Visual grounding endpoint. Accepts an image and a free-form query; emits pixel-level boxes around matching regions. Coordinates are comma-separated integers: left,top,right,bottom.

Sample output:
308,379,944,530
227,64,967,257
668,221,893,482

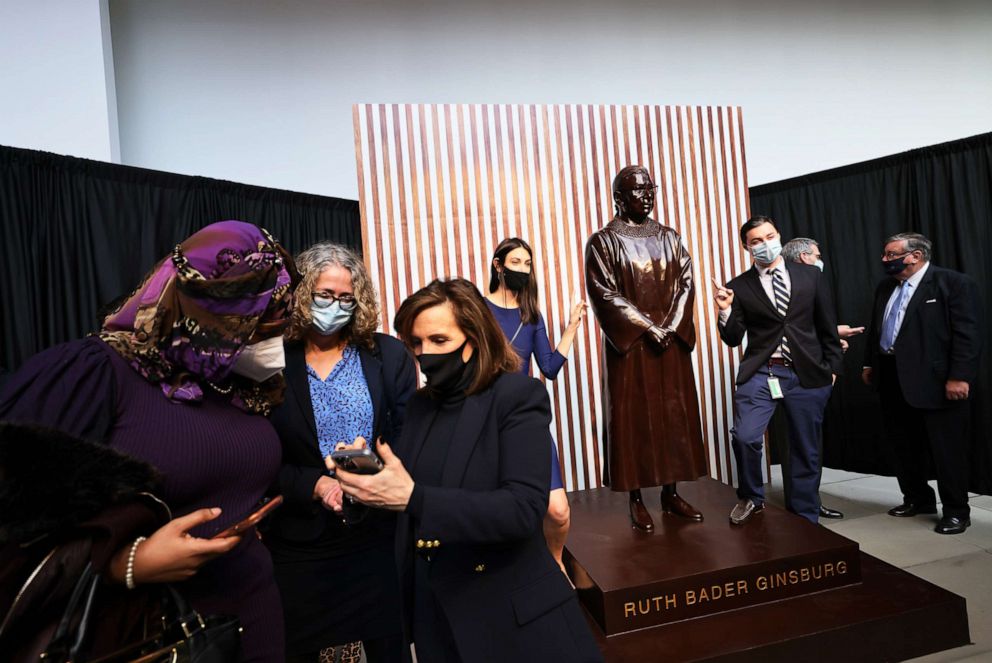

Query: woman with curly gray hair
263,242,416,663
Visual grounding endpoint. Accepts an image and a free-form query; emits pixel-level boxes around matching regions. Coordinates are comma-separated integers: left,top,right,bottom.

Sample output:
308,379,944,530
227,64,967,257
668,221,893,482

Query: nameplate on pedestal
565,479,862,635
579,549,860,634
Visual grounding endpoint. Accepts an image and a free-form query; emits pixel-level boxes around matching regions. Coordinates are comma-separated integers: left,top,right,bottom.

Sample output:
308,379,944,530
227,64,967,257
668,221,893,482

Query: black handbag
42,562,241,662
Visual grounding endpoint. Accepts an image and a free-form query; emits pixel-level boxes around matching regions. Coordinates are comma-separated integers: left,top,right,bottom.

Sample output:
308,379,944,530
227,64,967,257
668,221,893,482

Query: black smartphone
330,447,384,475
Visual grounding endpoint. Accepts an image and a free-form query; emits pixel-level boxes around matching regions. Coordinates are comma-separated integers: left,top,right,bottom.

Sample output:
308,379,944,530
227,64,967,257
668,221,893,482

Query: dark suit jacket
397,373,601,662
864,264,982,409
266,333,416,546
719,261,843,387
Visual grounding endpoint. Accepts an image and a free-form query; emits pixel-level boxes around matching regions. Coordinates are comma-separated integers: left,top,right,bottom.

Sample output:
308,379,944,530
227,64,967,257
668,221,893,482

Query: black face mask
882,254,911,276
417,341,471,395
501,267,530,292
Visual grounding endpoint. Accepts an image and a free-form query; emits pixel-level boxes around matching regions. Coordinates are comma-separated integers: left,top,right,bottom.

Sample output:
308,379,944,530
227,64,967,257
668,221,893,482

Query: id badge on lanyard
767,371,784,400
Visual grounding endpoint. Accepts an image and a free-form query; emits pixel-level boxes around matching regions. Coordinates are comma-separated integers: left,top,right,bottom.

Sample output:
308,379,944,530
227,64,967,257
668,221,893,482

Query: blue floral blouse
307,345,374,458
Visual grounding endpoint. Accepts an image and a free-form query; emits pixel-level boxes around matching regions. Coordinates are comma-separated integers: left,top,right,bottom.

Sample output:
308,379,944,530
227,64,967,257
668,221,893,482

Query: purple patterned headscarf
100,221,297,415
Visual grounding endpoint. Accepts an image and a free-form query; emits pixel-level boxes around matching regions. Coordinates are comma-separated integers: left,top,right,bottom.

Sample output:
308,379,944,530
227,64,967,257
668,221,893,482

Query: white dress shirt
718,261,791,359
880,261,930,353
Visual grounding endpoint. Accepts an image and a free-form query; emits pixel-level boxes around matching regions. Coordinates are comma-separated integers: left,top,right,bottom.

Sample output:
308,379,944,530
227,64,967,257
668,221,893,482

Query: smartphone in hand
330,447,384,475
212,495,284,539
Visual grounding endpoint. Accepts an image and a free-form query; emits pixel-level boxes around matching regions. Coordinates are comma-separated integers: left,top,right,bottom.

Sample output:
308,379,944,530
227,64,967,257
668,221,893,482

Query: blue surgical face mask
311,301,353,335
750,237,782,265
814,259,824,272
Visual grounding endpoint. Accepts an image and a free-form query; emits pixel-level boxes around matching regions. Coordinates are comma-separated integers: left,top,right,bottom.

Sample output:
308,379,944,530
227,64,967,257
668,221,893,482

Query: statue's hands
648,326,673,350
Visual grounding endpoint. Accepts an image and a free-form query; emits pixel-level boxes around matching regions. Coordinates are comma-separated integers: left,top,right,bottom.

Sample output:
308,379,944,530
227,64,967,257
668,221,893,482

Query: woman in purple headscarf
0,221,296,662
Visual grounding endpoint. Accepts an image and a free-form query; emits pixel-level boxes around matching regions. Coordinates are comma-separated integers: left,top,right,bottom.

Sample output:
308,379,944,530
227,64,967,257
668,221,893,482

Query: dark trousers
412,557,462,662
776,415,827,515
877,355,970,518
732,364,832,523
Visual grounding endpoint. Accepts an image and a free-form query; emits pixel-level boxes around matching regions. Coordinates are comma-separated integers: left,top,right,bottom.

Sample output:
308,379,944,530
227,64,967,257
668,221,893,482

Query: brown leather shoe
629,493,655,532
729,499,765,525
661,492,704,521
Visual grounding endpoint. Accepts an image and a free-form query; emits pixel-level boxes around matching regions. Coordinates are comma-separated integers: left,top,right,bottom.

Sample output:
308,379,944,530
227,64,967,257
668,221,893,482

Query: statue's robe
585,217,709,490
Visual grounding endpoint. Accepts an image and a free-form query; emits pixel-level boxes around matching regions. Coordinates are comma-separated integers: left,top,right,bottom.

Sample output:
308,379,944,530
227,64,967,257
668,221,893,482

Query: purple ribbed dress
0,337,284,662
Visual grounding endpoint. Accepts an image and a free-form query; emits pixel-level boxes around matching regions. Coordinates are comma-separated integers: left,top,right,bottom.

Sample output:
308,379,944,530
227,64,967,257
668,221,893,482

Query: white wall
0,0,119,162
103,0,991,198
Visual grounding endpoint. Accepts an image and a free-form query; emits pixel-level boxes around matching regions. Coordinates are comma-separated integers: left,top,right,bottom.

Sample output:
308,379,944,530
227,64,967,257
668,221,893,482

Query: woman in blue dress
484,237,587,572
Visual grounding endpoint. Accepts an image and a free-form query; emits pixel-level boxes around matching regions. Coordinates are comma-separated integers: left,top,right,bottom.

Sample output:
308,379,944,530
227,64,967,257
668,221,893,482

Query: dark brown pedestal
566,479,861,634
566,478,971,661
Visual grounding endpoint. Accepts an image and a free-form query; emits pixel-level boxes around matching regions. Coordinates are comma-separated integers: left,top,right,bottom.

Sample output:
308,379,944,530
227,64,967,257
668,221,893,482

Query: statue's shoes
629,496,655,532
661,492,704,521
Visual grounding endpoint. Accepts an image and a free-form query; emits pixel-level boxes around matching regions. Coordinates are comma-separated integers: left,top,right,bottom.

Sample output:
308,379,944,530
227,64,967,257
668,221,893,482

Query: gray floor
767,466,992,662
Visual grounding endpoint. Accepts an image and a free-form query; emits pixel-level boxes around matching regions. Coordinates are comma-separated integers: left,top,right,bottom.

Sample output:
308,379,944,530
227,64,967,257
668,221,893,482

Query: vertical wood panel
355,104,751,491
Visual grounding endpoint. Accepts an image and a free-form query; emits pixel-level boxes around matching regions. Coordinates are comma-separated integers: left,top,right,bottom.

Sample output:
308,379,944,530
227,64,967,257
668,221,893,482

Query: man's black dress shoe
887,502,938,517
819,505,844,519
935,516,970,535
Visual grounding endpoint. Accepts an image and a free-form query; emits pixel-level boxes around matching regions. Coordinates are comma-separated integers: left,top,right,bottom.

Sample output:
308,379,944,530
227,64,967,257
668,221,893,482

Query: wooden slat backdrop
353,103,757,491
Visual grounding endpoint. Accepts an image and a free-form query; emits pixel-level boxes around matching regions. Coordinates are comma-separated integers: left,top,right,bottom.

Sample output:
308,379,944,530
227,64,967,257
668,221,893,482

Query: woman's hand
567,297,588,329
313,475,343,512
108,508,241,586
336,436,368,452
332,440,414,512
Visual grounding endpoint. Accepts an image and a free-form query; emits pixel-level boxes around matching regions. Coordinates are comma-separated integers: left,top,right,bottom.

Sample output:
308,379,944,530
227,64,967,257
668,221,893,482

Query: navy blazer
864,264,982,409
266,333,416,544
396,372,602,662
719,261,843,388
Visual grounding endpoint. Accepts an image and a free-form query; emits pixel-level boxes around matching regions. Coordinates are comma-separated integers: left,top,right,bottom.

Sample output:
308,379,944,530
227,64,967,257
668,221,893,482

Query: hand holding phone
329,447,384,475
212,496,283,539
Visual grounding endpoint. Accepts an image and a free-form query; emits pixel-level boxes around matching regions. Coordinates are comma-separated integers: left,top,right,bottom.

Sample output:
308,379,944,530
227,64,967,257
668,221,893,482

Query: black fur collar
0,423,161,544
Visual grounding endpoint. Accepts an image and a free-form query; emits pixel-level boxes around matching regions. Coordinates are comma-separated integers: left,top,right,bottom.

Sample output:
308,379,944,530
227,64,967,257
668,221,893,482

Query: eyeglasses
313,291,358,311
881,251,910,260
623,185,658,198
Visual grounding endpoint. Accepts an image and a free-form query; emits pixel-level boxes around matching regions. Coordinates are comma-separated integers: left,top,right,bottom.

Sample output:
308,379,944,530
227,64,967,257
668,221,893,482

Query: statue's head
612,166,656,223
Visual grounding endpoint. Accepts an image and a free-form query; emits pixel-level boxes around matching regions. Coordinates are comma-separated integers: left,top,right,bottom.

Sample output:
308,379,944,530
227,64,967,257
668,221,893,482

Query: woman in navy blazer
264,243,416,663
334,279,602,663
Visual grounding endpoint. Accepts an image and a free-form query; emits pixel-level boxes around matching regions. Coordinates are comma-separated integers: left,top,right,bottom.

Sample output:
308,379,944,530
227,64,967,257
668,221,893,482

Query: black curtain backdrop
750,132,992,494
0,145,361,374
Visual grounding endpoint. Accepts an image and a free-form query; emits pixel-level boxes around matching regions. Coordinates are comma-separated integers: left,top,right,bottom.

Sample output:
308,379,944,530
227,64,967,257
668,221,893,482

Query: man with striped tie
713,216,843,525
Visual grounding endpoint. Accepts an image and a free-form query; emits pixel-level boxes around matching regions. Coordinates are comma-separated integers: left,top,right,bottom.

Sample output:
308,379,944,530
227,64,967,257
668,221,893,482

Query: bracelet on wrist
125,536,147,590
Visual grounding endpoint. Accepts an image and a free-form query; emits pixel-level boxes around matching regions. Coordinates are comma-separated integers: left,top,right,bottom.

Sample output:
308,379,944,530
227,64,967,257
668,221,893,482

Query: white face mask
231,336,286,382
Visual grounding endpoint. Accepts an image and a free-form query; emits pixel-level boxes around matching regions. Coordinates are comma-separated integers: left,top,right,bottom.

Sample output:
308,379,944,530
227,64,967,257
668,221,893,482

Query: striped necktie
770,268,792,363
